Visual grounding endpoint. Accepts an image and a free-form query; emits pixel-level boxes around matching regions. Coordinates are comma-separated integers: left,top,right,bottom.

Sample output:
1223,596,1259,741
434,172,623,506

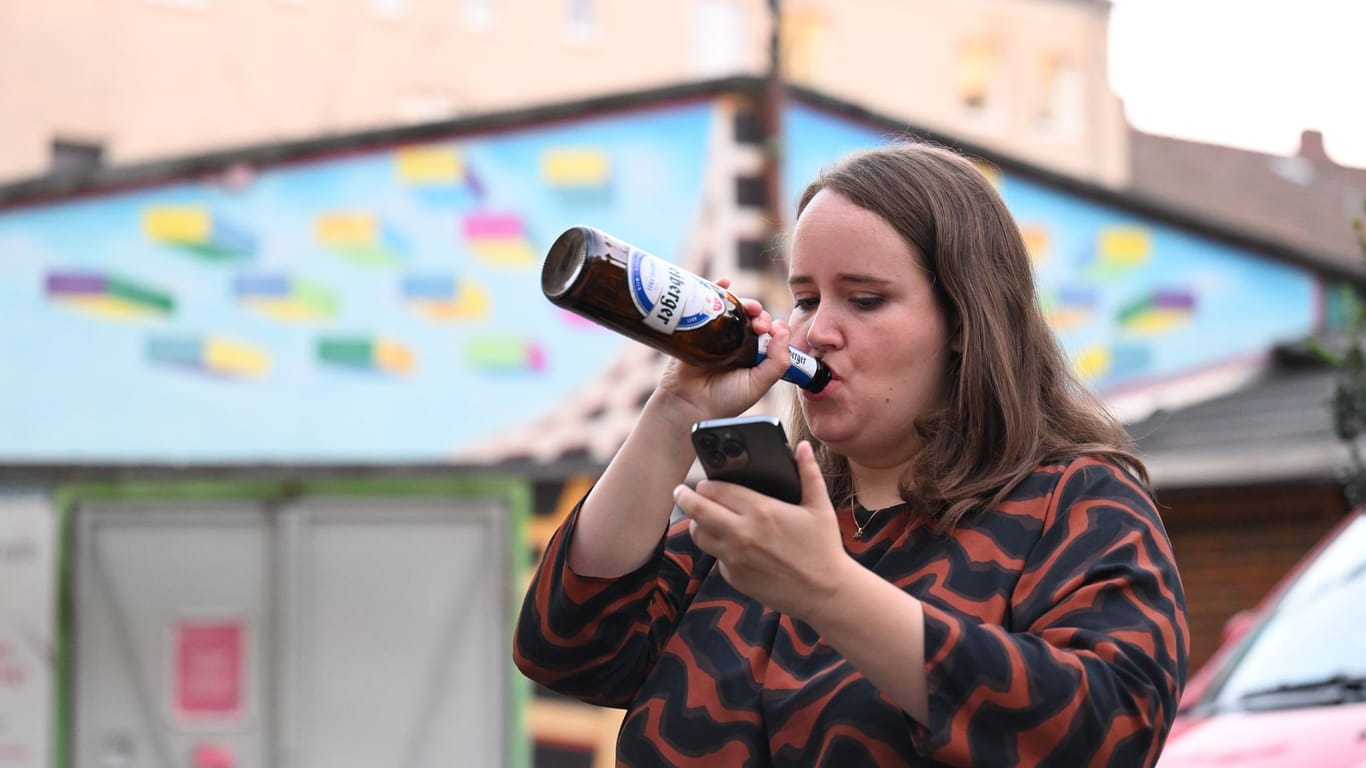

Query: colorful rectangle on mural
1020,224,1050,263
1097,226,1152,269
318,336,415,374
400,274,490,320
1118,289,1196,335
396,146,465,185
316,212,407,267
148,335,270,378
465,336,545,373
542,148,610,188
233,274,337,321
462,212,533,266
46,271,175,319
1043,284,1097,330
143,206,257,259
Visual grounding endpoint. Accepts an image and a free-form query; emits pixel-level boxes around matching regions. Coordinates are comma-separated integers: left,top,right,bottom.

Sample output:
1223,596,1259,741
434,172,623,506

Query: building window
781,9,830,86
566,0,597,44
50,139,104,179
957,38,997,115
1037,54,1083,139
690,0,746,77
369,0,409,21
463,0,494,32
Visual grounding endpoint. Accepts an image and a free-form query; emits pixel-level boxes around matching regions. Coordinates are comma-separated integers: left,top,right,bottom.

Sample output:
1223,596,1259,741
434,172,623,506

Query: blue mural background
0,98,1322,461
784,104,1319,391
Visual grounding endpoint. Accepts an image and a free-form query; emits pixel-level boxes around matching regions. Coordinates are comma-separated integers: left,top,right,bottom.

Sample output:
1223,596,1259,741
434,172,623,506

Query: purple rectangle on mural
46,272,106,296
1153,290,1195,309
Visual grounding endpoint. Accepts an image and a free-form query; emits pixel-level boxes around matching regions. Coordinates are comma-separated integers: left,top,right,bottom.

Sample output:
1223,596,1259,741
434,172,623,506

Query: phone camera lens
722,438,744,458
704,451,727,469
696,433,718,452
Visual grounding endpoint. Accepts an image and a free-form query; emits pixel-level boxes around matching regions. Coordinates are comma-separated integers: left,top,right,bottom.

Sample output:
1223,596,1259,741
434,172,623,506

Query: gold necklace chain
851,496,898,540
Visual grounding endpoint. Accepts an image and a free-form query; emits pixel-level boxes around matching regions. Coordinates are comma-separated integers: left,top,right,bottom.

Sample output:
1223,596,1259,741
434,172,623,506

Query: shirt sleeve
512,497,710,707
911,458,1191,767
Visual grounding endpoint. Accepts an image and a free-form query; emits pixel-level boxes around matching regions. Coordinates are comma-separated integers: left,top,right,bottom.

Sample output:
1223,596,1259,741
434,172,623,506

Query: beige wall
0,0,1125,185
782,0,1128,185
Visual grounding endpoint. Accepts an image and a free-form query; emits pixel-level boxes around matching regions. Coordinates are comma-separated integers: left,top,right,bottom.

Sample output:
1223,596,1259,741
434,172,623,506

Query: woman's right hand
653,287,794,424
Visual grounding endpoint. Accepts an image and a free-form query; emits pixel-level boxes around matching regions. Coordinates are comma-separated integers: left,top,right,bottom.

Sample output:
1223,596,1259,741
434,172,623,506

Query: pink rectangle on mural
463,213,523,239
174,621,244,721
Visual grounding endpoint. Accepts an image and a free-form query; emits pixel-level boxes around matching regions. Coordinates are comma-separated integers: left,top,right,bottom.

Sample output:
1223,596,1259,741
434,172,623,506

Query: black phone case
690,415,802,504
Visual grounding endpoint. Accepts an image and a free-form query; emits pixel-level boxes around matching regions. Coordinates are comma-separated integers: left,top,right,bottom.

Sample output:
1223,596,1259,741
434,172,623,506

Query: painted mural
0,97,1321,462
783,104,1320,393
0,105,713,461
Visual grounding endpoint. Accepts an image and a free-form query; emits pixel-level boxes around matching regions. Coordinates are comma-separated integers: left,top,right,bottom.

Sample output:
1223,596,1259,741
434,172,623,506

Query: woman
514,142,1189,766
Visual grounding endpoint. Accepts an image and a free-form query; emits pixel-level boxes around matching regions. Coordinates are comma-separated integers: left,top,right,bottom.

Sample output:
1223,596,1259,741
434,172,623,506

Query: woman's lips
802,366,839,400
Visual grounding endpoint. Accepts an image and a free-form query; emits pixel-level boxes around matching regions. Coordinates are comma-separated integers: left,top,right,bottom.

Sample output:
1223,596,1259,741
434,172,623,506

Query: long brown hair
786,141,1147,530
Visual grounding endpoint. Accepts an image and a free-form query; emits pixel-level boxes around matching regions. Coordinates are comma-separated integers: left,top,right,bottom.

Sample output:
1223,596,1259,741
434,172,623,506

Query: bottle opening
542,227,589,301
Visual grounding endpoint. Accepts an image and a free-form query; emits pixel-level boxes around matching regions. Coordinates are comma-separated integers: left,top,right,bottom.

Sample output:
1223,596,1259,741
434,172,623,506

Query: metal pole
763,0,785,237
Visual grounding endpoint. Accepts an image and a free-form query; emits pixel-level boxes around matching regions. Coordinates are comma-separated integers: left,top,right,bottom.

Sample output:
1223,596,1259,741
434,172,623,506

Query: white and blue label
756,333,821,387
627,249,725,334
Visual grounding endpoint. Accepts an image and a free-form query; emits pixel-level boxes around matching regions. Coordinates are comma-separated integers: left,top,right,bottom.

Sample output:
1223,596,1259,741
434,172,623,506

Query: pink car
1158,508,1366,767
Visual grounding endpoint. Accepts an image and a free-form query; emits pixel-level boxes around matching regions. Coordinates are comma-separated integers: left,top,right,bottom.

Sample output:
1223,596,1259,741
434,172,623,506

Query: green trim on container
52,475,531,768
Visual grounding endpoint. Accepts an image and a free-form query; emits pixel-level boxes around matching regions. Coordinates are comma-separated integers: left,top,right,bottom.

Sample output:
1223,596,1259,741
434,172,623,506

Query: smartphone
690,415,802,504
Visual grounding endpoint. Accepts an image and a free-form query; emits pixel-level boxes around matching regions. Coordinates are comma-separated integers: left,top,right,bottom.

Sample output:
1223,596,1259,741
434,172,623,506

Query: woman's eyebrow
788,273,895,288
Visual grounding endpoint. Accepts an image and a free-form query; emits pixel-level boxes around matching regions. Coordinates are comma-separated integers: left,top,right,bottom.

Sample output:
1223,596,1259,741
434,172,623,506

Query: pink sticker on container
174,621,244,722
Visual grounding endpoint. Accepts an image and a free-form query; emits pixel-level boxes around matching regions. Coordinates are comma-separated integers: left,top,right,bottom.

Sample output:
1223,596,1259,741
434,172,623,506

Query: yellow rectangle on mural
375,340,416,374
1099,226,1152,265
397,146,464,183
204,337,270,377
316,213,378,245
474,241,534,266
543,149,609,186
144,207,212,243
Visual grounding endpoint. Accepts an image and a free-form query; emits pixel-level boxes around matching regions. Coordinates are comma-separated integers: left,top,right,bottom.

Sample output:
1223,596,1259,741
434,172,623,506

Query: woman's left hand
674,440,852,619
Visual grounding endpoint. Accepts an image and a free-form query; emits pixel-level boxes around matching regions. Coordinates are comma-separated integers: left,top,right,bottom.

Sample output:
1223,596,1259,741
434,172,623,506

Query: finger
714,277,732,289
674,484,740,529
750,307,774,335
762,320,793,373
795,441,829,512
694,478,770,511
676,485,738,556
740,297,765,319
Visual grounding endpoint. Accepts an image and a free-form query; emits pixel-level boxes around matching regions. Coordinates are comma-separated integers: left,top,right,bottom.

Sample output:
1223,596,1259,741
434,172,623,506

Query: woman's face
787,189,955,469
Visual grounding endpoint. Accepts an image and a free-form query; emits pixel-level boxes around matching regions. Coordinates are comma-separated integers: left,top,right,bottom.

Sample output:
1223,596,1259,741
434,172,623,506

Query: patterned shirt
514,457,1190,766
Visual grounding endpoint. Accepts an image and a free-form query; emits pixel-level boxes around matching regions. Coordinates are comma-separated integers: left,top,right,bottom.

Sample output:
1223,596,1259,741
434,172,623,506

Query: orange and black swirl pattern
514,457,1189,766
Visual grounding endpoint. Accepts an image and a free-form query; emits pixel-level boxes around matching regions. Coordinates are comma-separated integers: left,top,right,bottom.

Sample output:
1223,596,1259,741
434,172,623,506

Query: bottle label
627,249,725,335
755,333,821,388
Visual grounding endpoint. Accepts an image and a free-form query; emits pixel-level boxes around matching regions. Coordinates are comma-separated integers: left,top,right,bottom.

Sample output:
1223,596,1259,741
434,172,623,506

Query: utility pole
762,0,785,238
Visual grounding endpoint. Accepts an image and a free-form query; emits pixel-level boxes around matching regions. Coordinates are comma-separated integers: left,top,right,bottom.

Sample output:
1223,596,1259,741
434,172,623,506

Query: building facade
0,0,1125,185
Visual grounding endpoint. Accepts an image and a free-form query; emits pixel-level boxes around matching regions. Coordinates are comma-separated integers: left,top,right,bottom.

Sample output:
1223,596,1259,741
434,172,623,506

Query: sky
1107,0,1366,168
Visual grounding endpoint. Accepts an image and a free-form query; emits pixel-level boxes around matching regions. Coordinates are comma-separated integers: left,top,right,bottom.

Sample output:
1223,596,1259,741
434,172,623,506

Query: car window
1207,513,1366,711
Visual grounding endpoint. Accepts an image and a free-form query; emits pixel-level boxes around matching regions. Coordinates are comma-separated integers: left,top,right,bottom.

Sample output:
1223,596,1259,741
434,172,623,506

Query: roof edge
3,74,1359,287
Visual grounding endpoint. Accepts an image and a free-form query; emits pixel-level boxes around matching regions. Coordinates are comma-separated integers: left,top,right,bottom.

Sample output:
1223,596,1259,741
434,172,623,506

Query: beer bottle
541,226,830,392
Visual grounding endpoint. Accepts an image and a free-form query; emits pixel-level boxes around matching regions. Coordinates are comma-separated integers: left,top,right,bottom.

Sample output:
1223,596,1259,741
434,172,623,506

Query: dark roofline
4,74,1361,288
785,83,1366,288
0,459,608,485
0,76,759,211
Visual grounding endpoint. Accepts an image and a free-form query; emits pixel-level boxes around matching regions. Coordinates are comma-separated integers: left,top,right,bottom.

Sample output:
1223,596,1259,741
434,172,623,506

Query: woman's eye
851,296,884,310
792,297,819,311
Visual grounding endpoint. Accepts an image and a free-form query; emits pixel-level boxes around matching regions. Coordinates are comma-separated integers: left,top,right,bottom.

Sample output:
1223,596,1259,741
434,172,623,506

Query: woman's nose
802,310,841,353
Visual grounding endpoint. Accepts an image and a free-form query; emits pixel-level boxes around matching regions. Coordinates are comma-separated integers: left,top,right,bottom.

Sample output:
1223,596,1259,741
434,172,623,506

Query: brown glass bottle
542,226,830,392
